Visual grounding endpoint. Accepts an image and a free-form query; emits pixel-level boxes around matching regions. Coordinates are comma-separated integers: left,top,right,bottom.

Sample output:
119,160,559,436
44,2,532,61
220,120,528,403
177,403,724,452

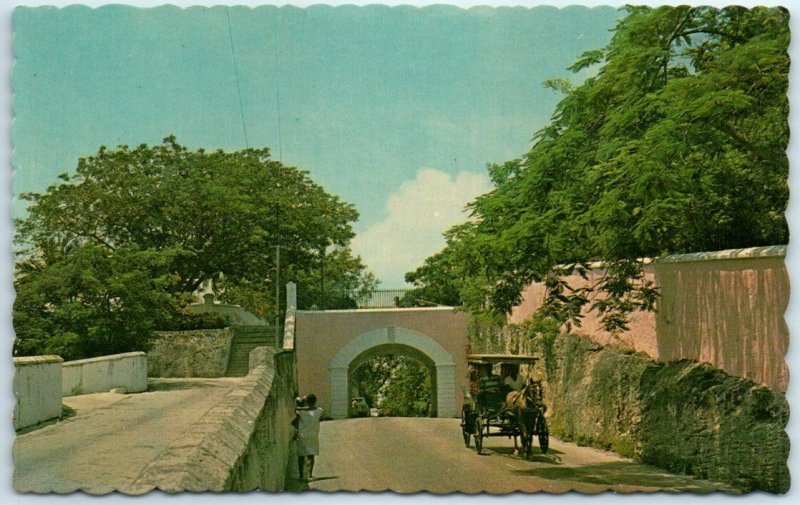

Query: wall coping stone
655,245,786,264
557,245,785,272
131,347,285,492
297,306,458,314
62,352,145,367
14,355,64,366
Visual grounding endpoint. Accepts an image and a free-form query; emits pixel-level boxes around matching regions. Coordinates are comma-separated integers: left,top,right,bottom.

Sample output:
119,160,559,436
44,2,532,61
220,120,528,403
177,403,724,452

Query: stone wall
62,352,147,397
132,347,296,492
227,349,296,491
510,246,788,391
148,328,234,378
13,355,64,431
532,333,789,493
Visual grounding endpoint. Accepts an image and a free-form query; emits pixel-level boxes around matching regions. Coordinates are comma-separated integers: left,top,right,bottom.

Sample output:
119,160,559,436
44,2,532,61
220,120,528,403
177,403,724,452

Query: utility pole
320,247,325,310
273,245,281,348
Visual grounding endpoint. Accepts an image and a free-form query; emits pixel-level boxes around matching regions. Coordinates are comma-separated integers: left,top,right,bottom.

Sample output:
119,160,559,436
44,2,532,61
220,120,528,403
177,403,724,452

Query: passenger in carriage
501,363,525,394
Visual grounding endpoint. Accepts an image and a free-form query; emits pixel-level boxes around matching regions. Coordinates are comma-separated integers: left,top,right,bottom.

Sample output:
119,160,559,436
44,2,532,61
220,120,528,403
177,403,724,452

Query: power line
225,7,249,148
272,13,283,161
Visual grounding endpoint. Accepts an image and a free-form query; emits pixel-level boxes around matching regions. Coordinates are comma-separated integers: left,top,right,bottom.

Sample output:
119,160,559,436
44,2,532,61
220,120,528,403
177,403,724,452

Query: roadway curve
304,417,733,494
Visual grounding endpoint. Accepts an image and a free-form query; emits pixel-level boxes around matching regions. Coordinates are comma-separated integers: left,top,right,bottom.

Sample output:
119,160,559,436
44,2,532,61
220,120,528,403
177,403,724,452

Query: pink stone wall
509,267,659,356
295,308,469,414
509,248,788,391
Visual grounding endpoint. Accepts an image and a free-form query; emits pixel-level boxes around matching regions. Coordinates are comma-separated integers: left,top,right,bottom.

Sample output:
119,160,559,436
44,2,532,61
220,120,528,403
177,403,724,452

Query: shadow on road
15,405,77,436
484,445,563,464
490,446,563,456
511,461,737,493
287,476,338,492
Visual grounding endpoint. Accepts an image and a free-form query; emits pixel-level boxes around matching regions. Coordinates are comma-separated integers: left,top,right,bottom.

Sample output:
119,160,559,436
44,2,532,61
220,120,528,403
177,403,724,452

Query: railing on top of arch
356,289,415,309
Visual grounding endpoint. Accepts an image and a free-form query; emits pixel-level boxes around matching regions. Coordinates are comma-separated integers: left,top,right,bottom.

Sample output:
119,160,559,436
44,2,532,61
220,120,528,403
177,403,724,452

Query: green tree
13,245,180,360
379,356,432,417
14,137,375,357
351,355,401,407
406,6,788,331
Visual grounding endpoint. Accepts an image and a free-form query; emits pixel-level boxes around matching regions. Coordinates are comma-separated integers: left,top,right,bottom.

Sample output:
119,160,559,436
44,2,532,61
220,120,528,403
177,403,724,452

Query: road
305,417,734,494
13,377,248,494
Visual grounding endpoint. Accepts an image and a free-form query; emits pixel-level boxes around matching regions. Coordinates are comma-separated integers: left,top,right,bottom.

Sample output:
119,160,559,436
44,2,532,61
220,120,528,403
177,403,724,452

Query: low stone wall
532,333,789,493
62,352,147,397
132,347,296,492
13,355,64,430
148,328,234,378
227,349,296,491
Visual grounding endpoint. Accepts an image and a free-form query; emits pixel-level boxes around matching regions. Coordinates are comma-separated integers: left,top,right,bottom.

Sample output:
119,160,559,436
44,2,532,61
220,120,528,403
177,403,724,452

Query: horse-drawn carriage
460,354,549,458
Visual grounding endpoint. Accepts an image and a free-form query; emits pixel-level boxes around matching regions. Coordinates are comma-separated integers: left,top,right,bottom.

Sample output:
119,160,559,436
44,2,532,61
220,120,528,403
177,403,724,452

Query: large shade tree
404,6,789,331
14,137,376,357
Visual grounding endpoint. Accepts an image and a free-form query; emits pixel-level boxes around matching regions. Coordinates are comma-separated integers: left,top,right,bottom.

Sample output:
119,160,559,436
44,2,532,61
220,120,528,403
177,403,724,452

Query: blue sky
12,4,621,286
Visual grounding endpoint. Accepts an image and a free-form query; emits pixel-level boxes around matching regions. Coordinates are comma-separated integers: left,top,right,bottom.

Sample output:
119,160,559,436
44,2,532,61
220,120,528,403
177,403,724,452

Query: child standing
293,393,323,481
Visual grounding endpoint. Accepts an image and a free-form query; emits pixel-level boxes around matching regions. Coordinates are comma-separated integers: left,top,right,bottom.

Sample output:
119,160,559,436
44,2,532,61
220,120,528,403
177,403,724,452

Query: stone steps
224,326,279,377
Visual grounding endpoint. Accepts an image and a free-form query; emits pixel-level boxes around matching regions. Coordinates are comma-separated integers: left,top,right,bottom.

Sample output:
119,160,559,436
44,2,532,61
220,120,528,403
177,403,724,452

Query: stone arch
328,326,456,419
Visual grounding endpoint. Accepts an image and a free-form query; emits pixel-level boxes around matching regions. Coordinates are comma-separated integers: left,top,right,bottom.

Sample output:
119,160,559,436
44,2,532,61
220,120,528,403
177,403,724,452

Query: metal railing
356,289,413,309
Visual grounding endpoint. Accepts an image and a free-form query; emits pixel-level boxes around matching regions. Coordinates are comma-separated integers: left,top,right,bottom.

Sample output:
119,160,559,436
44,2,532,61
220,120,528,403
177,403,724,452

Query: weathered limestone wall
62,352,147,397
510,246,788,391
227,348,297,491
148,328,234,378
13,355,64,430
533,334,789,493
132,347,296,492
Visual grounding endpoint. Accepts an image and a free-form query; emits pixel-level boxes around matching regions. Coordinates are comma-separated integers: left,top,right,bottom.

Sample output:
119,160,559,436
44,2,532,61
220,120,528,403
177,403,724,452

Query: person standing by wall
293,393,323,481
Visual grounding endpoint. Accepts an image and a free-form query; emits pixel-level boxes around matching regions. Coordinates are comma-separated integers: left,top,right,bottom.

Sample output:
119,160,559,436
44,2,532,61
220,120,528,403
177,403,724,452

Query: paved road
306,417,734,494
13,377,247,494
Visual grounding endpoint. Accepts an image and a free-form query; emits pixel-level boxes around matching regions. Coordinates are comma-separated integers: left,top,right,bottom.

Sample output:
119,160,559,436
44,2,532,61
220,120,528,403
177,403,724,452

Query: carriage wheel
474,417,484,454
538,418,549,455
461,410,471,448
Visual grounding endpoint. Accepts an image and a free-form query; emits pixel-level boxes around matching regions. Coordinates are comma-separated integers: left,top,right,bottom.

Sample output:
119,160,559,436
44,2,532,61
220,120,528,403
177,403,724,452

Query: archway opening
348,344,437,417
327,326,457,419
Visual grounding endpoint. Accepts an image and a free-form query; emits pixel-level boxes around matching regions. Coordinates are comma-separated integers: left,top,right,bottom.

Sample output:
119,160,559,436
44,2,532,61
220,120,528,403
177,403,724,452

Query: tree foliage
352,355,432,417
13,245,179,360
379,356,432,417
351,355,401,407
14,137,375,357
403,6,789,331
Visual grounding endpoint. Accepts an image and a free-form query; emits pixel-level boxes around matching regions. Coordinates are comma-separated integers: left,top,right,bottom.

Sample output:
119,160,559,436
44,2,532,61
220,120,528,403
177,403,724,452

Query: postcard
7,0,792,496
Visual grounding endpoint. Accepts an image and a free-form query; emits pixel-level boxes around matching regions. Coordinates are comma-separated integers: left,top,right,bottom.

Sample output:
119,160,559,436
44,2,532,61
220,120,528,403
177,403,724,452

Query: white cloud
352,168,492,287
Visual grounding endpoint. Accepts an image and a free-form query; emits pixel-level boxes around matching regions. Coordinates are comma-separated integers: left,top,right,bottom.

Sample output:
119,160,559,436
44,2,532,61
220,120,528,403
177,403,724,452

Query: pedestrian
293,393,323,481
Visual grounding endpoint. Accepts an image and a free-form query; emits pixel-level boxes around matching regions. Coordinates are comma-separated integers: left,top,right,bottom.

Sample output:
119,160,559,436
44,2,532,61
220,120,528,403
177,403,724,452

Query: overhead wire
225,7,249,148
272,13,283,162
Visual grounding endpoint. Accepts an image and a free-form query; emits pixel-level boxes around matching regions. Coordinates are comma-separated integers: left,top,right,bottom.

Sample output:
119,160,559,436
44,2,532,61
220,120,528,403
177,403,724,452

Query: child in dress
293,393,323,481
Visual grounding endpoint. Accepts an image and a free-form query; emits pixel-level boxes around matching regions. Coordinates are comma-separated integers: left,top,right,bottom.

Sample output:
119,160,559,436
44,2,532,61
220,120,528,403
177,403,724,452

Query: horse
505,379,548,459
